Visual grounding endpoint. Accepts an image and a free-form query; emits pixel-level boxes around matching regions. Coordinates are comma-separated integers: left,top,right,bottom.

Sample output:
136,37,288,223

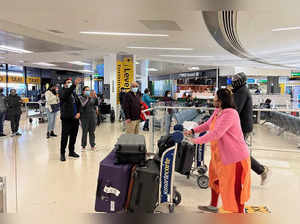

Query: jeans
60,119,79,155
81,118,96,148
47,108,57,132
11,114,21,133
0,111,5,134
243,132,265,175
119,108,125,121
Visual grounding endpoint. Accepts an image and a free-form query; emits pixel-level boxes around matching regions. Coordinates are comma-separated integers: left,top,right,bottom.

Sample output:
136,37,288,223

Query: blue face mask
84,91,90,96
132,87,138,93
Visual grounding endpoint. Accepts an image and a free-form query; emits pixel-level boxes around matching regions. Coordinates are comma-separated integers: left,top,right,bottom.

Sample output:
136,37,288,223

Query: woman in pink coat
185,88,251,213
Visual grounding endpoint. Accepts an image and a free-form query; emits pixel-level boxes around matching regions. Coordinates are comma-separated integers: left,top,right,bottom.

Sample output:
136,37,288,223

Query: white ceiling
0,0,299,74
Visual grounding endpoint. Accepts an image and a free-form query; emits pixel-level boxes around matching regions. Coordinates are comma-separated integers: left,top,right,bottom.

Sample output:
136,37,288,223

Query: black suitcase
157,135,175,158
115,134,146,165
175,142,195,176
128,160,160,213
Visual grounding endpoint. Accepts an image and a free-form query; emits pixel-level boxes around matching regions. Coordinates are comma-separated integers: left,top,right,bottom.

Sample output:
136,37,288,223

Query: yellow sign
8,76,24,83
0,76,6,83
116,57,134,104
27,76,41,84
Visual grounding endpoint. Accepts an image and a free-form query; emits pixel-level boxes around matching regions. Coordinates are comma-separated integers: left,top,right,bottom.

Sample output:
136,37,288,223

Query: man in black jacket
123,82,141,134
59,78,82,162
7,89,22,136
232,72,270,185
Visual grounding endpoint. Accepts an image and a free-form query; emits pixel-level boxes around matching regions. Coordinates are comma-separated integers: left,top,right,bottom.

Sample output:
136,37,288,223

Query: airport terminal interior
0,0,300,217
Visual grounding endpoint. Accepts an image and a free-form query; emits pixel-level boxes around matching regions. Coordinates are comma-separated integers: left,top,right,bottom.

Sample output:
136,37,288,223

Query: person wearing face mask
123,82,141,134
184,89,251,213
45,84,59,139
142,88,156,131
59,78,82,162
7,89,22,136
0,87,7,137
79,87,98,151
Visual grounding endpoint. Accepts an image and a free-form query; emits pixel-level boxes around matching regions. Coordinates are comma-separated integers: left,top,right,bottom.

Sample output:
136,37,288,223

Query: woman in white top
45,84,59,138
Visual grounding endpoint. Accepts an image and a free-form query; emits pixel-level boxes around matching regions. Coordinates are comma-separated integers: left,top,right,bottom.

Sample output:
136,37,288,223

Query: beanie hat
232,72,247,89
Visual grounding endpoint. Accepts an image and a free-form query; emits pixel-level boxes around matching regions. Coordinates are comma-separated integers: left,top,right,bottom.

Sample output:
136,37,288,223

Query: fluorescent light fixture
148,68,158,72
69,61,90,66
272,27,300,32
79,69,93,73
0,45,32,54
32,62,56,66
188,66,200,70
80,32,168,37
160,55,213,58
135,61,140,65
127,46,193,51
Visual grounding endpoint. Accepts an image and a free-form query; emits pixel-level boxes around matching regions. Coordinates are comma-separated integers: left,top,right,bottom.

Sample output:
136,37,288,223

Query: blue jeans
0,111,5,134
47,108,57,132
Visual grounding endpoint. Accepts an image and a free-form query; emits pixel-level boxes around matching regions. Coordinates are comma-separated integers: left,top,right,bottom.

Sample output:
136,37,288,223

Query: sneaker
50,132,57,137
261,166,271,186
16,132,22,136
11,133,16,137
0,134,6,137
69,152,80,158
60,154,66,162
197,205,218,213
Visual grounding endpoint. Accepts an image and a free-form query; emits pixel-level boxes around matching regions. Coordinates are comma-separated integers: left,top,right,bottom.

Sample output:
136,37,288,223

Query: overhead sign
116,56,134,104
8,76,24,83
0,76,6,83
27,77,41,84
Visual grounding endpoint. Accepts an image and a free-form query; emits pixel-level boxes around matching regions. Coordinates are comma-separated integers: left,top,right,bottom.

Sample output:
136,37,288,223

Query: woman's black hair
164,90,170,97
216,88,236,109
144,88,149,94
82,86,90,92
48,84,55,90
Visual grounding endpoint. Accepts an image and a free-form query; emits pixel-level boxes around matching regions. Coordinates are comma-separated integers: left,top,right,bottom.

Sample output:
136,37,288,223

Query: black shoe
69,152,80,158
50,131,57,137
47,132,50,139
60,154,66,162
0,134,6,137
16,132,22,136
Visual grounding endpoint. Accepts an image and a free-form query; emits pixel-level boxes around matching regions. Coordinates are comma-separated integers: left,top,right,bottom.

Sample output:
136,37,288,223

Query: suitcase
128,160,160,213
115,134,146,165
157,135,175,158
95,150,132,213
175,142,195,176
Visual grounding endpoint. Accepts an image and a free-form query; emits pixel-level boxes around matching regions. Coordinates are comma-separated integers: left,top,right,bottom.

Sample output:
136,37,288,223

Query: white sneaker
261,166,271,186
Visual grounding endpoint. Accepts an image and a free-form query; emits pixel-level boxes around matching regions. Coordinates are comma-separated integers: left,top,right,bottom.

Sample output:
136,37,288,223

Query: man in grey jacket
232,72,270,185
0,87,7,137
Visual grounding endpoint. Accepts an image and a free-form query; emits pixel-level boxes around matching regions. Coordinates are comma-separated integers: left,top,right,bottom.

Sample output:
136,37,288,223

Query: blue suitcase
95,150,132,213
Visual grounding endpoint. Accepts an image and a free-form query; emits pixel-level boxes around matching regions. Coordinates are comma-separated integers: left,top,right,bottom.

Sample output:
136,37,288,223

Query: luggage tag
104,186,121,197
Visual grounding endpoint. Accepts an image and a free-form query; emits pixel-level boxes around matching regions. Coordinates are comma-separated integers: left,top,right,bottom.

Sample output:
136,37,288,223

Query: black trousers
10,114,21,133
60,119,79,155
243,132,265,175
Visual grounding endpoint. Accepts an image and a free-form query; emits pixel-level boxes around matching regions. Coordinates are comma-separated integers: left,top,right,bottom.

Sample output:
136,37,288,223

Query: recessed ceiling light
69,61,90,66
32,62,56,66
0,45,32,54
188,66,200,70
80,31,168,37
148,68,158,72
79,69,93,73
160,55,213,58
272,27,300,32
127,46,193,51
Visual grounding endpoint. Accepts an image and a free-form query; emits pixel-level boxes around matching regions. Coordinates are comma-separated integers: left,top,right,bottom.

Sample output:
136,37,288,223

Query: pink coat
193,108,249,165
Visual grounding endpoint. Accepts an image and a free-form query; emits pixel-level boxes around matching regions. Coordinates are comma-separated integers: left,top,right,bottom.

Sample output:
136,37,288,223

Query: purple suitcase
95,150,132,213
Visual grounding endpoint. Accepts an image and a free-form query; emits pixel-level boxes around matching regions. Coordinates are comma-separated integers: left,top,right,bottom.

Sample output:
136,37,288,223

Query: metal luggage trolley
25,101,48,123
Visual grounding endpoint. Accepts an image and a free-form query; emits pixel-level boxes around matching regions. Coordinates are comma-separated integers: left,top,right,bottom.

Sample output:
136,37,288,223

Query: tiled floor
0,115,300,215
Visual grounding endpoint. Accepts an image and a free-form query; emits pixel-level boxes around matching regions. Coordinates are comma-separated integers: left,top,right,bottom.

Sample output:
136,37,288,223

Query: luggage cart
158,143,182,213
25,101,48,123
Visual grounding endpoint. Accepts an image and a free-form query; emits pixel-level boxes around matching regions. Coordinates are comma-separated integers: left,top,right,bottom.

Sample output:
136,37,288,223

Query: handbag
50,104,60,113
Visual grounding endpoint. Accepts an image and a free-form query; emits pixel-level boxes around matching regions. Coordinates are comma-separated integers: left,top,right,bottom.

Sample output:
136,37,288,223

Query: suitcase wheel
168,204,175,213
198,165,208,175
173,190,182,206
197,175,209,189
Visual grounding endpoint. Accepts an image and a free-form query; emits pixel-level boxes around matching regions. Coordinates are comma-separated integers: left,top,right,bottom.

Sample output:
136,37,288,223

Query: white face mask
66,83,72,88
167,94,171,97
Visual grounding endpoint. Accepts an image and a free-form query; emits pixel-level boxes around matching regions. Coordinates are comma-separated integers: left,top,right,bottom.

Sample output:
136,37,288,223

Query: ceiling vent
139,20,182,31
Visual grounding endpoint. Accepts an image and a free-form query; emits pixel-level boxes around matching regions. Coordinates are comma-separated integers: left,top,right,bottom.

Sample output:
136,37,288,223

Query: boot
47,132,50,139
50,131,57,137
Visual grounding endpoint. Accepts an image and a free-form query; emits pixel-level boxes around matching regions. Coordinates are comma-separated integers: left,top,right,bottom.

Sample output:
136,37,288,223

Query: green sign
259,79,267,83
291,72,300,77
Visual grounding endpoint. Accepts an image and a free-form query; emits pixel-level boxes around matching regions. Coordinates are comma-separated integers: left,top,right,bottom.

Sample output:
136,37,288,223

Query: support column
104,54,117,110
140,59,149,93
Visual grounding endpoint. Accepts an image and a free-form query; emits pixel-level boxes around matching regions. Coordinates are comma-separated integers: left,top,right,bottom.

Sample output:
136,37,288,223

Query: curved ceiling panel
202,10,291,69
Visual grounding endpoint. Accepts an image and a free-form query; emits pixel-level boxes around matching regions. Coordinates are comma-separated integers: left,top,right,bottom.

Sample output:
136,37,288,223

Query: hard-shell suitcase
128,160,160,213
95,150,132,213
115,134,146,165
175,142,195,176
